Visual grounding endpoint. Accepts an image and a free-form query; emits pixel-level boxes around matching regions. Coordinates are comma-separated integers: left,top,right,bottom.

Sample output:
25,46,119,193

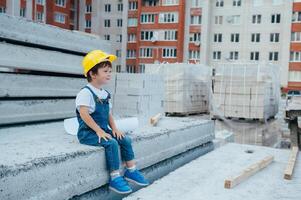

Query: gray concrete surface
0,116,214,200
126,143,301,200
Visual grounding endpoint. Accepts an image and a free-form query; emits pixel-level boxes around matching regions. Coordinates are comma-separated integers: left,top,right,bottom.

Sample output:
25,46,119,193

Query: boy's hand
112,128,125,140
97,130,112,142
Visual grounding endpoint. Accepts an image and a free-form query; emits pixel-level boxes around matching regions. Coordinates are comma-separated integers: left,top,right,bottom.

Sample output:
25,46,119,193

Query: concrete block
0,117,214,200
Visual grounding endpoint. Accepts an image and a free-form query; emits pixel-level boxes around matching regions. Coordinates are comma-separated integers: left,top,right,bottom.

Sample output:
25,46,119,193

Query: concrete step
0,116,215,200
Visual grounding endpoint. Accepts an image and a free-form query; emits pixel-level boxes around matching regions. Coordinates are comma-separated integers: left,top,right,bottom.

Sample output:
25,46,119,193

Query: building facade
1,0,301,91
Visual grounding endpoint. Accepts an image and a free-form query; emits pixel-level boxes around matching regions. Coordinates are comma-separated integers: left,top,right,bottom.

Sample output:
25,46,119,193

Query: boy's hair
86,61,112,82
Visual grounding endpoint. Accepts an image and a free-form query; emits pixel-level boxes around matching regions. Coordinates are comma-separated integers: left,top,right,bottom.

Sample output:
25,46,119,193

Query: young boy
76,50,149,194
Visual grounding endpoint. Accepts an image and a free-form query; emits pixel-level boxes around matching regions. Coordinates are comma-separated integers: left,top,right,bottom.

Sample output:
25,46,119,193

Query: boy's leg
111,134,149,186
79,132,132,194
79,131,120,172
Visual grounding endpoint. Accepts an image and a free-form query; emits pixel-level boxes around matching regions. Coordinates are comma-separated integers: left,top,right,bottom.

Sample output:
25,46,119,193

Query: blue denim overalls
76,86,135,172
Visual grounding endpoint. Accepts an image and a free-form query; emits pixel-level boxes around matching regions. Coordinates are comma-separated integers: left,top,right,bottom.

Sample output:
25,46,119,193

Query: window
291,32,301,42
116,65,121,73
36,12,44,22
162,48,177,58
0,7,5,13
141,31,154,41
141,13,155,24
20,8,26,17
139,64,146,73
214,33,222,42
191,15,202,25
269,52,279,61
129,1,138,10
117,34,122,42
55,0,65,7
216,0,224,7
104,35,110,41
117,3,123,11
36,0,44,5
104,19,110,27
227,15,240,25
117,19,123,27
189,50,201,59
142,0,159,6
54,12,66,24
231,33,239,42
86,20,91,28
215,16,223,24
128,18,138,27
250,52,259,61
213,51,221,60
126,65,135,73
139,48,153,58
164,30,178,40
116,50,121,58
251,33,260,42
230,51,239,60
105,4,111,12
128,34,136,42
162,0,179,5
292,12,301,22
271,14,281,23
253,0,263,7
192,0,201,7
289,71,301,82
233,0,241,6
290,52,301,62
270,33,280,42
86,4,92,13
127,50,136,58
252,15,261,24
190,33,201,42
159,12,178,23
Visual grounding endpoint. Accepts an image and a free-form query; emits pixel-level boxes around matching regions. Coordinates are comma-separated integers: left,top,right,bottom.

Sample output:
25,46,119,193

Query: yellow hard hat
82,50,117,77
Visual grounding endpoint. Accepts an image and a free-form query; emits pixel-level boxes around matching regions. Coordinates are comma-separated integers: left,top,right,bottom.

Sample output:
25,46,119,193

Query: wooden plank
0,14,111,54
0,73,86,97
150,113,162,126
0,99,75,125
224,155,274,189
284,146,299,180
0,43,83,74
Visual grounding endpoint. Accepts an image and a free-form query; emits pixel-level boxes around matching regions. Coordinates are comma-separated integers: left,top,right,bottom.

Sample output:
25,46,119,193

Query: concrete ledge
0,117,214,200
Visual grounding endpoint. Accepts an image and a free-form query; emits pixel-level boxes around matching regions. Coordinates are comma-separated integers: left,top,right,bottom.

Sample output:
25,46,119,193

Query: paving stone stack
145,63,211,115
212,63,280,121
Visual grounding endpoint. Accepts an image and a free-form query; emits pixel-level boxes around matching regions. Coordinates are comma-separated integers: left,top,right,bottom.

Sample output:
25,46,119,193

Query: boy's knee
120,135,132,145
105,138,118,147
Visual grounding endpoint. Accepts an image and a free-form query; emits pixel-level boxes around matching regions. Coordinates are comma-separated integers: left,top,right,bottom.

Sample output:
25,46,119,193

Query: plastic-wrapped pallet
112,73,164,125
212,62,280,121
145,63,211,115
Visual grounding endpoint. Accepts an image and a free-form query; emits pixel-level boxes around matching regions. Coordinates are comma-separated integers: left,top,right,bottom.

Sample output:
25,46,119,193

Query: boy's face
91,64,112,85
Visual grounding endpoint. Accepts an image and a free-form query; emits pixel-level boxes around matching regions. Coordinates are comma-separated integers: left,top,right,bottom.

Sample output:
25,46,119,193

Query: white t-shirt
76,83,112,114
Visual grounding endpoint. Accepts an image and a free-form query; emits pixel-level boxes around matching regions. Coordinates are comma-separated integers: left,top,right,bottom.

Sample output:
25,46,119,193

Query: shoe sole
125,177,149,187
109,186,132,194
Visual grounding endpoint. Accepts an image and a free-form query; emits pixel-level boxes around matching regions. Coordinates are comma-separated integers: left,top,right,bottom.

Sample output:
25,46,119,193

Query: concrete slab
0,116,214,200
125,143,301,200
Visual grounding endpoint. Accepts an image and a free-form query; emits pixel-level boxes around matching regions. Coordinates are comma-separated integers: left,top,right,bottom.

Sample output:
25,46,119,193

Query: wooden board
284,146,299,180
224,155,274,189
0,99,75,125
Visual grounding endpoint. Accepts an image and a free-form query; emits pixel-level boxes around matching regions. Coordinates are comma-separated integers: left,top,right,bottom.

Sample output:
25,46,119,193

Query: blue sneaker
109,176,132,194
124,169,150,186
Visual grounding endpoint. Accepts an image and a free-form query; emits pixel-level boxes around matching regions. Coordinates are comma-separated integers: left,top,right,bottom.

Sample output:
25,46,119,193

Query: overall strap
103,89,111,100
84,86,98,99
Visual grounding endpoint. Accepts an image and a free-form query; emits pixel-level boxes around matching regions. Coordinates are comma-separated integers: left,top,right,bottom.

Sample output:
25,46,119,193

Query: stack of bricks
111,73,164,124
145,63,211,115
212,63,279,121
